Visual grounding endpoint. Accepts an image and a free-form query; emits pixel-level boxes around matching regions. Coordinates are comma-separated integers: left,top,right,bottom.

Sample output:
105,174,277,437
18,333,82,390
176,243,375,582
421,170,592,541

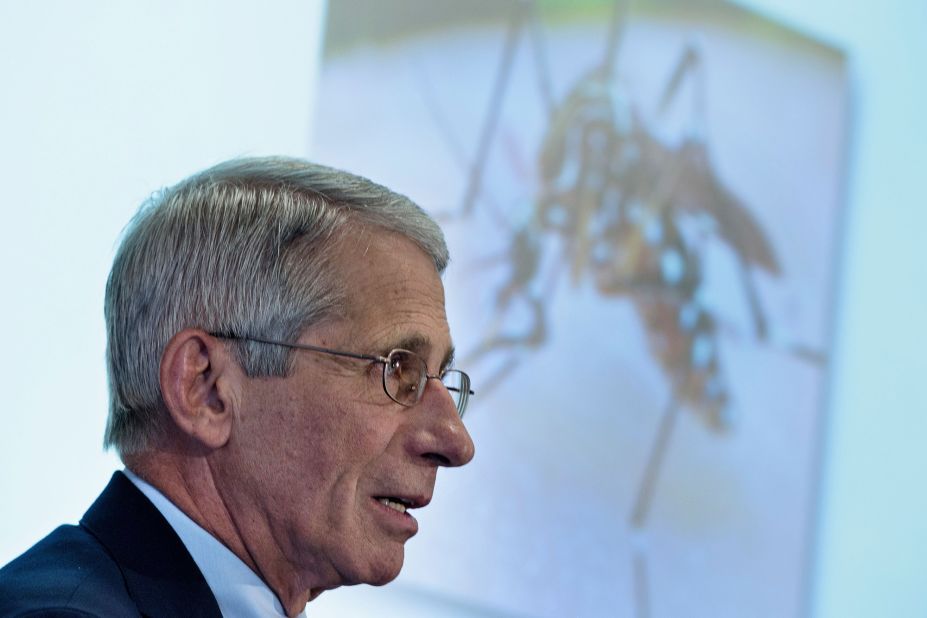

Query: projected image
314,1,847,616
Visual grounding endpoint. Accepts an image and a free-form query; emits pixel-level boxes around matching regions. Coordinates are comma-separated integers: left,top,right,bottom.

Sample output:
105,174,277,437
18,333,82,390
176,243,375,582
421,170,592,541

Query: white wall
0,0,325,564
731,1,927,617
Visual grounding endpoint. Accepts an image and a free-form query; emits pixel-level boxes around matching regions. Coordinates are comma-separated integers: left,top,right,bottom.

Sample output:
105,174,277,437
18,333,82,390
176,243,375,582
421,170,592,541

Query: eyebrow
388,334,456,372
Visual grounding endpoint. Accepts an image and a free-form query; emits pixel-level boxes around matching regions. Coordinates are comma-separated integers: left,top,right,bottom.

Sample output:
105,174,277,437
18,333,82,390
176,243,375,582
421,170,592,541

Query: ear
159,329,237,451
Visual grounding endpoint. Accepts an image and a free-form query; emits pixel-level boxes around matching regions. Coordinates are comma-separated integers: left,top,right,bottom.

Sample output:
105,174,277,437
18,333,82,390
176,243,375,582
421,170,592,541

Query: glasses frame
209,332,473,418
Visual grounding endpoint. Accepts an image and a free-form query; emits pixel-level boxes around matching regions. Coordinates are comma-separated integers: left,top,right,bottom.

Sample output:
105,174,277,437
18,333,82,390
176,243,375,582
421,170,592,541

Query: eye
396,358,418,392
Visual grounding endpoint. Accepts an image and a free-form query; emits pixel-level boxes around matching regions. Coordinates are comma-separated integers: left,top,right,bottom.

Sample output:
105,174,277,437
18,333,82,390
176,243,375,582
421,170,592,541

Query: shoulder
0,524,137,617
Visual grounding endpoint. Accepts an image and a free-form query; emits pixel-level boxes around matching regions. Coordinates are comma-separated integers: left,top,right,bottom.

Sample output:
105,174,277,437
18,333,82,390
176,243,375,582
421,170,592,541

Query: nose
409,379,475,467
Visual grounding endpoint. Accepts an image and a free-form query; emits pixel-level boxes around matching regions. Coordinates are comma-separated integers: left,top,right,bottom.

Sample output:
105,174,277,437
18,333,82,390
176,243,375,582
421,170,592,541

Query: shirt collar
123,468,306,618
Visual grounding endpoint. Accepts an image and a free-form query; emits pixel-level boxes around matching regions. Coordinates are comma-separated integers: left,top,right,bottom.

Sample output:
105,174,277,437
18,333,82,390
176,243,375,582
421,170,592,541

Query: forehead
330,228,451,358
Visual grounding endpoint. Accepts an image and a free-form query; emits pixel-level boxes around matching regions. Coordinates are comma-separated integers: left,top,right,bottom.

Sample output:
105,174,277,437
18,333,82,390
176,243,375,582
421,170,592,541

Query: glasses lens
384,349,426,406
441,369,470,418
383,350,472,417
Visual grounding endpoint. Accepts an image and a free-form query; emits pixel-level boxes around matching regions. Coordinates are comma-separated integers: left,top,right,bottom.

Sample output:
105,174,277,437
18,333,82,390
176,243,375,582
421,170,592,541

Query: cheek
293,402,394,494
241,377,406,510
231,385,341,495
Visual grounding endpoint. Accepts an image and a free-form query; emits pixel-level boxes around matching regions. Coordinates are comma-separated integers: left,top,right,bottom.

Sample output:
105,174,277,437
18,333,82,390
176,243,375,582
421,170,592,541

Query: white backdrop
0,0,324,572
733,3,927,617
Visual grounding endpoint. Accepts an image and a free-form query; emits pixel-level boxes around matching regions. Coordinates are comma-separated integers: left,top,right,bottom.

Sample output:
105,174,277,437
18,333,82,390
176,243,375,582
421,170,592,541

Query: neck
125,451,334,616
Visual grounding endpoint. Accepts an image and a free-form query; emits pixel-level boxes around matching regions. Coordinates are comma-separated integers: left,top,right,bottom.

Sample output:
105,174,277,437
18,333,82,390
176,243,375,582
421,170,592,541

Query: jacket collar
80,471,222,618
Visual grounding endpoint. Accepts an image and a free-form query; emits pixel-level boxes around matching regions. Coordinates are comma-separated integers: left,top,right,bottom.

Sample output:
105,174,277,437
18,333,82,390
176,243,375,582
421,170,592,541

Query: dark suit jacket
0,472,222,617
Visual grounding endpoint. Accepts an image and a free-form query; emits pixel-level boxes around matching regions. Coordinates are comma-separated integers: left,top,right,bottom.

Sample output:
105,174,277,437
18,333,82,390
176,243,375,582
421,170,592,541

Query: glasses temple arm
210,332,385,364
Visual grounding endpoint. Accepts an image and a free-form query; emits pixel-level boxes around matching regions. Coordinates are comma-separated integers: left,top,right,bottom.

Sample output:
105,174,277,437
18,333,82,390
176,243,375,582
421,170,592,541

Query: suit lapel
80,472,223,618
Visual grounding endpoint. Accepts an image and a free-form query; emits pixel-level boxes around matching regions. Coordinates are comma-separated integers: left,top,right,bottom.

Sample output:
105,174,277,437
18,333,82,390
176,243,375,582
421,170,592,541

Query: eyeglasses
210,333,473,418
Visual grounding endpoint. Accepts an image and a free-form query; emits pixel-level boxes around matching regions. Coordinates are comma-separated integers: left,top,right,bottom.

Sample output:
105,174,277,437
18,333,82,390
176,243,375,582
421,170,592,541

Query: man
0,157,476,616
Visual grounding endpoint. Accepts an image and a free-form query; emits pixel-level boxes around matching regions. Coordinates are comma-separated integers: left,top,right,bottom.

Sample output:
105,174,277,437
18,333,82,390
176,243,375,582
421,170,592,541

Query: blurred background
0,1,924,617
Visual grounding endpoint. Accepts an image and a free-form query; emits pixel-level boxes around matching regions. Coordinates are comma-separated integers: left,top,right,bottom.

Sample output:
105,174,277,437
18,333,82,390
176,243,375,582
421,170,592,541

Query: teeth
378,497,407,514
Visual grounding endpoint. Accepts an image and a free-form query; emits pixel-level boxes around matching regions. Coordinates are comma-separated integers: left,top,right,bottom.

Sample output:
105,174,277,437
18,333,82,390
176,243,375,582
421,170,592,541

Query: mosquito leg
526,0,556,117
737,255,769,341
627,393,680,618
602,0,631,76
629,393,681,529
631,536,651,618
414,61,470,173
478,355,522,397
414,60,511,227
657,45,699,117
460,1,529,217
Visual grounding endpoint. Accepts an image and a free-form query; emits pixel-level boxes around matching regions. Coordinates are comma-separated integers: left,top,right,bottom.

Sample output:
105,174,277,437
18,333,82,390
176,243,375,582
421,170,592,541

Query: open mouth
376,496,414,514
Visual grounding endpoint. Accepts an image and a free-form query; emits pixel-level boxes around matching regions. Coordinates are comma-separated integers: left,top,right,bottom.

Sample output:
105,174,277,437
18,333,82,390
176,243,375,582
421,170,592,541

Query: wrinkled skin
211,230,475,612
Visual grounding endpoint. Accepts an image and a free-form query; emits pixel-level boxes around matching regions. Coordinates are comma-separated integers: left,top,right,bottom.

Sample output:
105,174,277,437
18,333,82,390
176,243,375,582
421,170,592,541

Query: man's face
218,230,475,591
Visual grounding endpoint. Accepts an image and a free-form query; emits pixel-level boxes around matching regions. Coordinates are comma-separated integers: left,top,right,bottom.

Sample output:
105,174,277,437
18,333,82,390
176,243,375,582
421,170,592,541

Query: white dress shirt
124,468,306,618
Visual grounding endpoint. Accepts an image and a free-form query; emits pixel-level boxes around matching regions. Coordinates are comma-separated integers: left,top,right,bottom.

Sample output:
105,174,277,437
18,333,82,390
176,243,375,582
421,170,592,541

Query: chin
357,548,406,587
367,560,404,586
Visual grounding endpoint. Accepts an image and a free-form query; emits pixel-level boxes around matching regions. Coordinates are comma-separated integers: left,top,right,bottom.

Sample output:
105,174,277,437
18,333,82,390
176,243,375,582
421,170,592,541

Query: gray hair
104,156,449,457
